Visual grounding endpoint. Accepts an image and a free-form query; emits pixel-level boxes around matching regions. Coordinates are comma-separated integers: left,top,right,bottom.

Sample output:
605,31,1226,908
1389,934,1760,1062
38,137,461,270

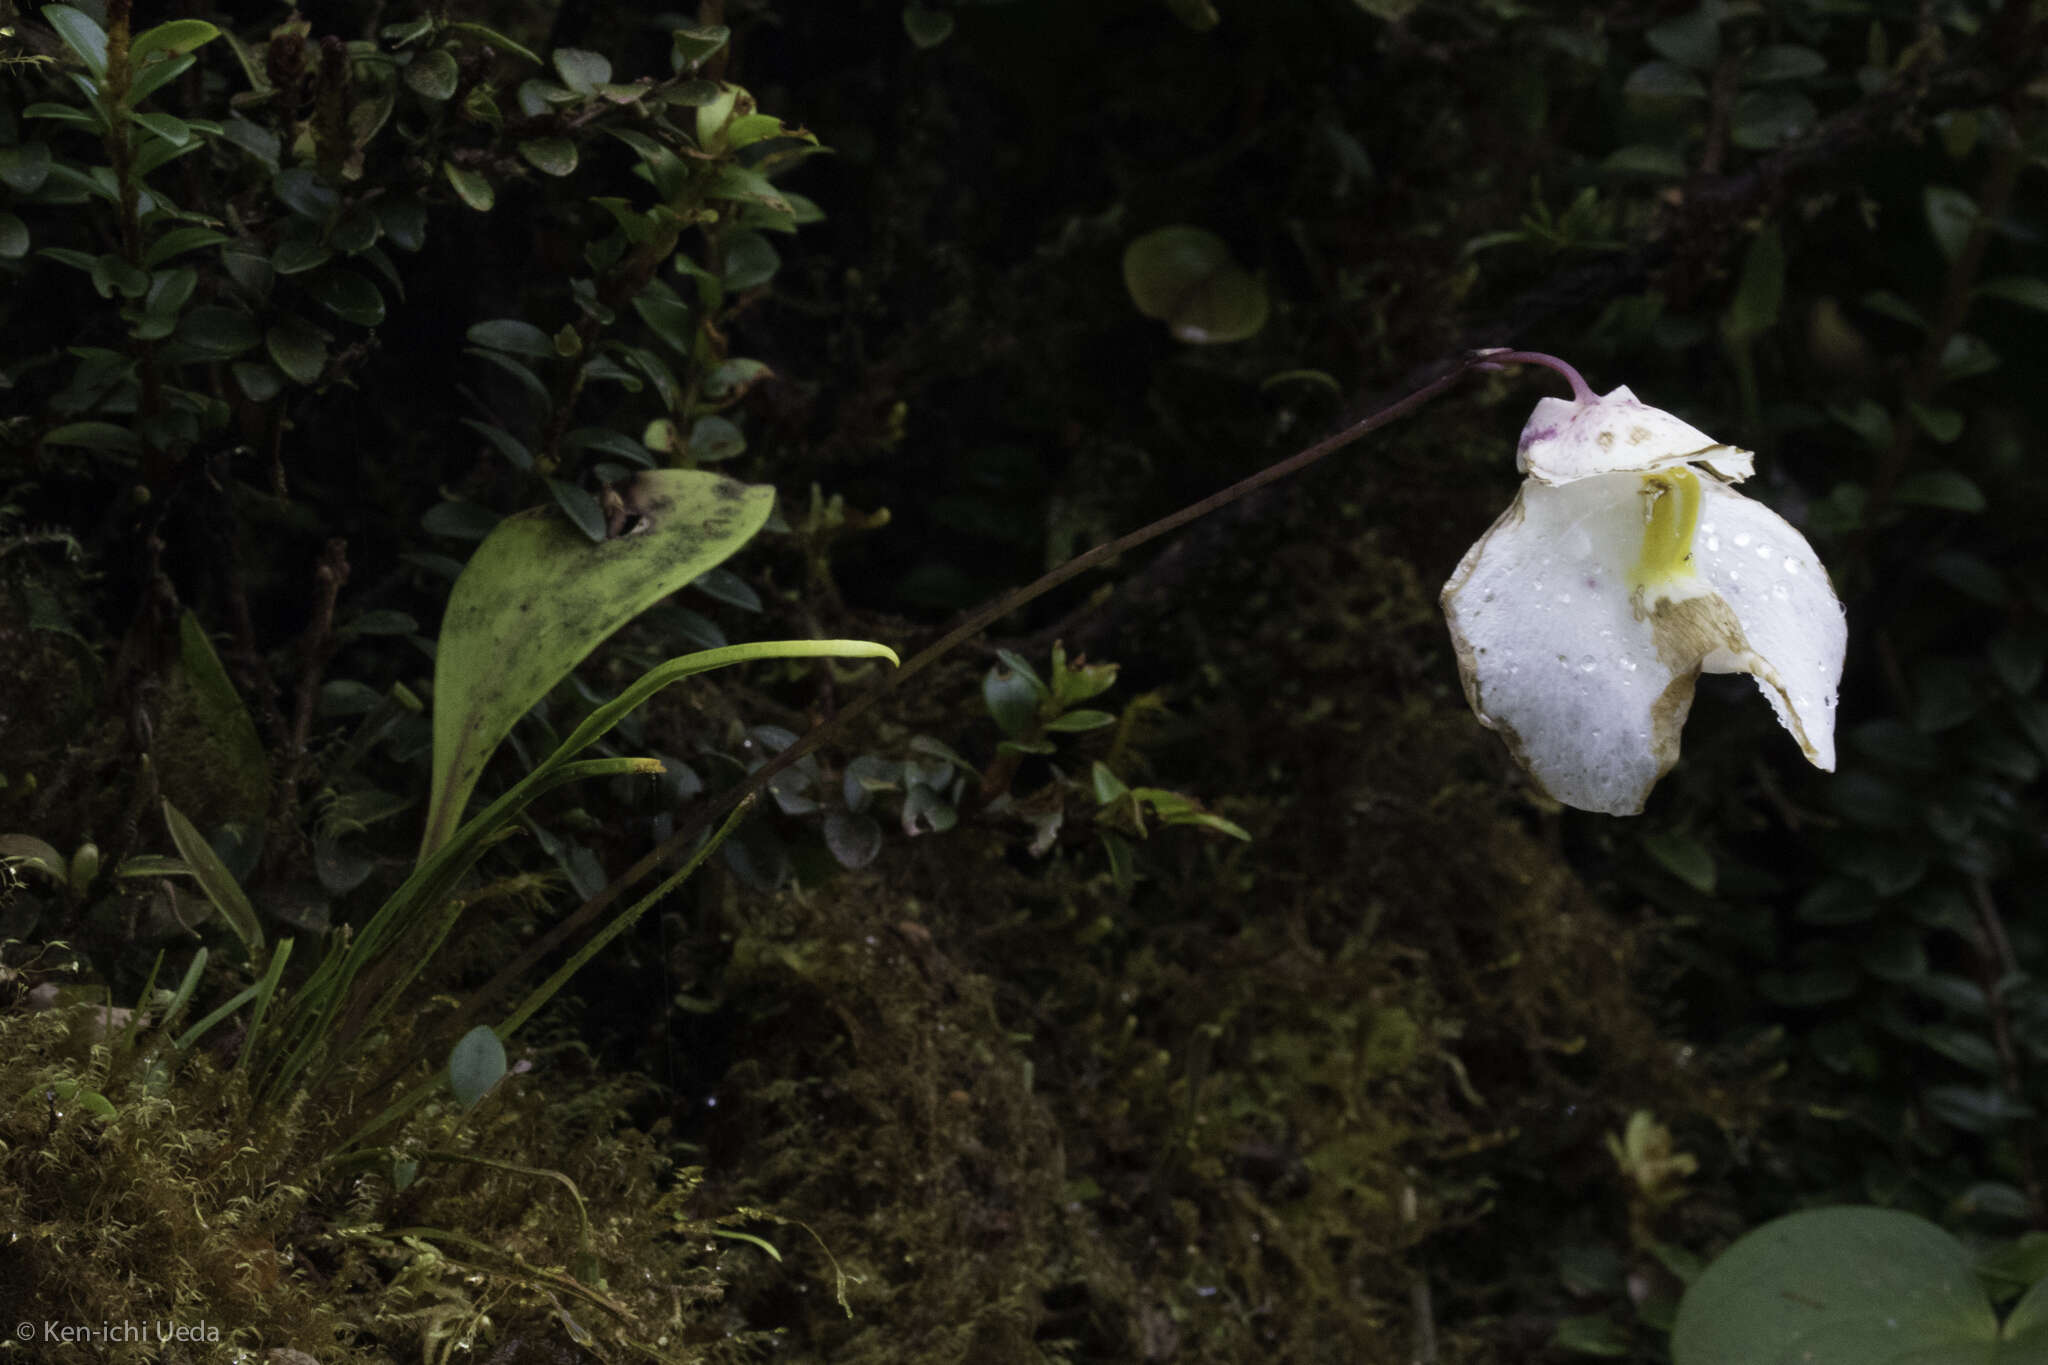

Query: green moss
0,999,789,1363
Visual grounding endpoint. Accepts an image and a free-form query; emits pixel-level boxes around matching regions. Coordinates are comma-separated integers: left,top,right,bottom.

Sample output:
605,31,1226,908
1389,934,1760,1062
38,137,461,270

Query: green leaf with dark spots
418,471,775,856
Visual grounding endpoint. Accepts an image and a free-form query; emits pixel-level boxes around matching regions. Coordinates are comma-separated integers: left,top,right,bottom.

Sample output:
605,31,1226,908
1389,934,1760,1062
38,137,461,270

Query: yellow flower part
1633,467,1702,603
1442,382,1846,815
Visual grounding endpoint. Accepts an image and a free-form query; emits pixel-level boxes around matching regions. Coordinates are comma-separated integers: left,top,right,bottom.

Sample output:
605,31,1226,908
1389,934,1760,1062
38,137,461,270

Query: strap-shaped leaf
161,799,264,959
418,471,775,857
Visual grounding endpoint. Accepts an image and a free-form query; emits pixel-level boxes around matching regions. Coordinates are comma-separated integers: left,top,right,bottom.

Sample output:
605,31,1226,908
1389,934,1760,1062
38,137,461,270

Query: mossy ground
0,4,1784,1359
0,449,1762,1360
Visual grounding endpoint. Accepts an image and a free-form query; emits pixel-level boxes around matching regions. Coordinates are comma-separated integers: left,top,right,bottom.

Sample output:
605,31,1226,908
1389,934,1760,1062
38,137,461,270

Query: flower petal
1517,385,1754,485
1685,482,1846,769
1442,476,1696,814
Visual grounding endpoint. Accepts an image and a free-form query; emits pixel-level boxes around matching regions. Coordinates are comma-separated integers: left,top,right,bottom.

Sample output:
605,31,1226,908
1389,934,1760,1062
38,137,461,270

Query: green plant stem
445,351,1494,1037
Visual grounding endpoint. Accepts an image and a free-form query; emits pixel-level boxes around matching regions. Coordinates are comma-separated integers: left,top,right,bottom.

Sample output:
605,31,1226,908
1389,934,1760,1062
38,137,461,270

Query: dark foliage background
0,0,2045,1360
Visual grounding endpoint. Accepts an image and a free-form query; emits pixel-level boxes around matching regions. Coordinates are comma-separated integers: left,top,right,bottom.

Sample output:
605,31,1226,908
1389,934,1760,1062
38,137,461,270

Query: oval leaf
307,269,386,326
42,4,109,76
447,1024,507,1108
443,160,495,211
823,810,883,869
517,137,578,176
1123,226,1268,344
902,5,955,48
266,315,328,384
1672,1207,1997,1365
405,47,460,101
418,472,776,856
467,318,556,358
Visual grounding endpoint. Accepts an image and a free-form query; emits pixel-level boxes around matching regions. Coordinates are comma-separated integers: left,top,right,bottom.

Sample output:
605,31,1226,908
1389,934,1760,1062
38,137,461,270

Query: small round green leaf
552,47,612,95
231,362,283,403
0,142,53,194
447,1025,507,1108
1122,226,1269,344
902,5,955,47
984,664,1041,737
467,318,556,358
266,315,329,384
178,305,262,357
272,167,339,221
823,810,883,869
307,269,386,326
722,229,780,291
442,161,495,212
686,415,746,462
517,137,578,176
271,238,332,275
0,213,27,260
405,47,460,101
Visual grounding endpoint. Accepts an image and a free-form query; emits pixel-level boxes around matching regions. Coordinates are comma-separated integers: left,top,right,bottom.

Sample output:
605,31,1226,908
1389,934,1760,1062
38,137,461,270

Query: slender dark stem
290,540,350,780
446,351,1496,1036
1474,349,1594,403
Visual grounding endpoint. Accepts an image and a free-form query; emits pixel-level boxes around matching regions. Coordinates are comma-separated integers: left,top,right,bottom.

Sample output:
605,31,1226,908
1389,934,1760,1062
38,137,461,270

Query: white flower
1441,365,1846,815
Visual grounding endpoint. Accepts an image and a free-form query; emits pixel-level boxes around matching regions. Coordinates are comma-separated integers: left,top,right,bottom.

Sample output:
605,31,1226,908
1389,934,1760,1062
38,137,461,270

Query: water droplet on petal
1559,592,1572,604
1784,556,1802,574
1734,531,1753,547
1756,545,1772,560
1579,655,1598,672
1772,583,1789,600
1705,535,1721,552
1699,521,1716,533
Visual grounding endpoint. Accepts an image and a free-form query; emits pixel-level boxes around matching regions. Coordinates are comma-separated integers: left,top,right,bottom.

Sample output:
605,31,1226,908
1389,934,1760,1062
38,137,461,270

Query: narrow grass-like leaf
175,982,258,1051
161,798,264,958
158,946,208,1035
235,938,293,1071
